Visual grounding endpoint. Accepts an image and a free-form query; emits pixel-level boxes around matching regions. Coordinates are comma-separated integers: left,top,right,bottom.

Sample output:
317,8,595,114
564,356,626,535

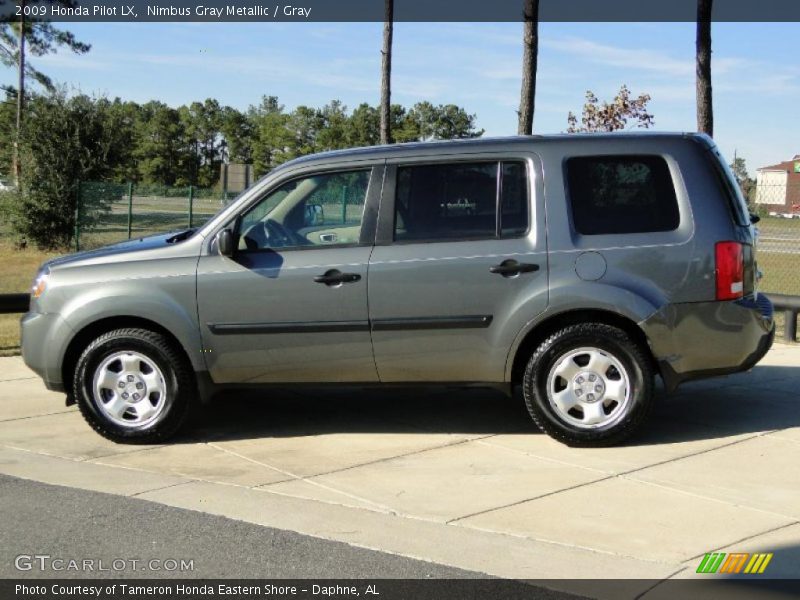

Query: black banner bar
2,0,800,23
3,579,800,600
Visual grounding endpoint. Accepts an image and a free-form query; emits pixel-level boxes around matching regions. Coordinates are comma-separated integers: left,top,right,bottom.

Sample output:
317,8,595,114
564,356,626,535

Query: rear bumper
642,295,775,392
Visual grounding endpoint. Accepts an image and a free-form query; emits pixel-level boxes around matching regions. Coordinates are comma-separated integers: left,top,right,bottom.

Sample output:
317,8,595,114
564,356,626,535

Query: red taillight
716,241,744,300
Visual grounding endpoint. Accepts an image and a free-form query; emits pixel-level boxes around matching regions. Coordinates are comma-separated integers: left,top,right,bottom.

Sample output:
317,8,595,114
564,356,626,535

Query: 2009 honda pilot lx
21,133,775,446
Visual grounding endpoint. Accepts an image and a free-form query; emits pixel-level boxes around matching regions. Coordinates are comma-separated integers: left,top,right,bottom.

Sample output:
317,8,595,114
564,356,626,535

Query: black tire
73,328,195,444
522,323,654,447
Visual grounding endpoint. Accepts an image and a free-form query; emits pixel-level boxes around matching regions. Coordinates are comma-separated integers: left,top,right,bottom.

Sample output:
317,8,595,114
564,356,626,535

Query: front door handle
490,259,540,277
313,269,362,286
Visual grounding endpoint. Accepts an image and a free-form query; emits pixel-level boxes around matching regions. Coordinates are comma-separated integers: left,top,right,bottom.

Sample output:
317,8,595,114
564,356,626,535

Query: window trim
226,165,381,255
563,153,681,237
379,159,531,246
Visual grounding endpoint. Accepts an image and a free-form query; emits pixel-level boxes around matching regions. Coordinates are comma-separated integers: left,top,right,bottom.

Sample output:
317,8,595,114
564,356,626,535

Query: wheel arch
507,308,656,385
61,316,196,400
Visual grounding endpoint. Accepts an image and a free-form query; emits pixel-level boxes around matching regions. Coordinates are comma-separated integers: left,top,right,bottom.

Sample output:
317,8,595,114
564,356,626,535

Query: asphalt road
0,474,584,600
0,473,478,579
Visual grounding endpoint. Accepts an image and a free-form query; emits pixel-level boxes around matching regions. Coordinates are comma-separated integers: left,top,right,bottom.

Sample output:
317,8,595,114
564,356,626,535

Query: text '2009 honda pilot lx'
21,133,774,447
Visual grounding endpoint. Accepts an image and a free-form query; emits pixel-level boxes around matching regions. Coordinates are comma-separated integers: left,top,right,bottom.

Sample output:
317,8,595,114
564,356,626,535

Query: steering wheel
261,219,295,248
262,218,314,248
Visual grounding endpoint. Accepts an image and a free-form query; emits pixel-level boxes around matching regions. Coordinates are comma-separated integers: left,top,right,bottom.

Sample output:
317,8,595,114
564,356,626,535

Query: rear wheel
73,328,195,443
523,323,654,447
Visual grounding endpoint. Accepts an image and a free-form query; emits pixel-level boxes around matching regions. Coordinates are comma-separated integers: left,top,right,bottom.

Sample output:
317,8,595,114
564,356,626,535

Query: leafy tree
284,105,323,159
316,100,350,151
517,0,540,135
220,105,254,165
0,88,15,176
0,0,90,184
346,103,380,147
180,98,224,187
402,102,484,141
729,156,755,203
380,0,393,144
248,96,292,176
101,98,141,182
133,101,192,185
567,85,654,133
696,0,714,137
12,91,128,248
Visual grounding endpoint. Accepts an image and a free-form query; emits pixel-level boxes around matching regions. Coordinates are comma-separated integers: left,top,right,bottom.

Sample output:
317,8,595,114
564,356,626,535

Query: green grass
758,252,800,296
758,215,800,233
0,242,61,355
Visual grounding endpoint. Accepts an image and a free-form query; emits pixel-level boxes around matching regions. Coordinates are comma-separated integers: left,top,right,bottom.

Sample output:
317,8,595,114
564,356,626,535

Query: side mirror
217,229,234,257
304,204,324,227
749,212,761,224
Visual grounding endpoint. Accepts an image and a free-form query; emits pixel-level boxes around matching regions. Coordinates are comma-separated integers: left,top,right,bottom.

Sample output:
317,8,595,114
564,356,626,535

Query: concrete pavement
1,344,799,598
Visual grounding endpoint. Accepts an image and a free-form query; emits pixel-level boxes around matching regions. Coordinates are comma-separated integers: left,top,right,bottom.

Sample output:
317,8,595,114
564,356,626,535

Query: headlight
31,267,50,299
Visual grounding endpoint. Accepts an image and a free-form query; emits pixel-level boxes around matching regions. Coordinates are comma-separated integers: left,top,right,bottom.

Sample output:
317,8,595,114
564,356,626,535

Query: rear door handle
313,269,361,286
490,259,540,277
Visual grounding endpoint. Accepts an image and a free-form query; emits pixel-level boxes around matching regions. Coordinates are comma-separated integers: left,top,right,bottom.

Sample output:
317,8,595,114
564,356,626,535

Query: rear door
367,154,548,383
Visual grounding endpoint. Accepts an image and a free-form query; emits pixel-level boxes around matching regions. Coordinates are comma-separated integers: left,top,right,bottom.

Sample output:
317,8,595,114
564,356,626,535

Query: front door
197,165,382,384
368,156,548,383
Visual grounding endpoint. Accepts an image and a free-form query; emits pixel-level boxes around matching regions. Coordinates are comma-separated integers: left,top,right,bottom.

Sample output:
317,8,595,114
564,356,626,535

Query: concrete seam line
249,485,397,516
0,376,38,382
129,480,193,497
614,430,775,477
207,442,399,515
0,410,76,423
446,473,617,524
85,444,168,461
633,567,688,600
473,438,611,475
618,475,800,522
447,520,680,565
447,431,772,524
682,520,800,563
258,434,498,481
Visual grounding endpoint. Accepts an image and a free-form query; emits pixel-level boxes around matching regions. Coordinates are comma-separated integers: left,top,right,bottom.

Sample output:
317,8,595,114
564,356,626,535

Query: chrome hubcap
92,351,168,428
546,347,630,429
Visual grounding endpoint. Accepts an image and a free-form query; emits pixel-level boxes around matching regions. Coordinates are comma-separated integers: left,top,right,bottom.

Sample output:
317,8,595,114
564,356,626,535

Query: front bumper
641,294,775,392
20,311,72,393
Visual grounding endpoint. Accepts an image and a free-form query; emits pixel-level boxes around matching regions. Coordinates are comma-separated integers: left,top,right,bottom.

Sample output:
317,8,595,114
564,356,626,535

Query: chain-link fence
75,182,234,250
751,182,800,296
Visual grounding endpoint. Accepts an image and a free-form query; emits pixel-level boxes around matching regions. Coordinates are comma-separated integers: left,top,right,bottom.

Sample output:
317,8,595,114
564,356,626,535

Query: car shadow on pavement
180,365,800,446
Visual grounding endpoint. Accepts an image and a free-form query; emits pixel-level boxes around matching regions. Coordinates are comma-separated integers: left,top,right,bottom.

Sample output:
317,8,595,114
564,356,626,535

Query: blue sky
3,21,798,171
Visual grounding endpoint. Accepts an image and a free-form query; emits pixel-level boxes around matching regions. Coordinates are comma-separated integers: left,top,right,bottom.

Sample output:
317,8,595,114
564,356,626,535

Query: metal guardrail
770,294,800,343
0,292,796,342
0,294,29,314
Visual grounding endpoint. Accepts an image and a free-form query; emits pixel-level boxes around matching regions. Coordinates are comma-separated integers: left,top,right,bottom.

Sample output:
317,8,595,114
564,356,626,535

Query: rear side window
565,155,679,235
394,161,529,242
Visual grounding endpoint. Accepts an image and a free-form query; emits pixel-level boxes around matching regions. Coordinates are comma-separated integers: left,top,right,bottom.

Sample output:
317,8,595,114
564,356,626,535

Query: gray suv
21,133,774,446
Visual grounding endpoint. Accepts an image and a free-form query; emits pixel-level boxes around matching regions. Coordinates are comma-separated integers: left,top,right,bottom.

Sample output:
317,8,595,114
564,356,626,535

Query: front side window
237,169,370,251
394,161,529,242
565,155,679,236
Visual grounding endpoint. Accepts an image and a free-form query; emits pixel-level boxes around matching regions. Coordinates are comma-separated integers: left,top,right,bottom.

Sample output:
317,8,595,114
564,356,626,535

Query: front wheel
523,323,654,447
73,328,195,443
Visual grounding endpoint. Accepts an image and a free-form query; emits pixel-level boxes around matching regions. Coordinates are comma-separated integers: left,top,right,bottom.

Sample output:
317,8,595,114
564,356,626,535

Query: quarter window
565,155,679,235
394,161,529,242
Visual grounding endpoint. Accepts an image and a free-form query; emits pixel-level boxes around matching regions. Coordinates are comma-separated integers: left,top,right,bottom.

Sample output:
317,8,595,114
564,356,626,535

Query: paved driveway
1,344,799,597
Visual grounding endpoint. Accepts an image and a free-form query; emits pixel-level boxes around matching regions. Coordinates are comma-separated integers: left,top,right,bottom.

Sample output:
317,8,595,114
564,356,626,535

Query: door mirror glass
305,204,324,227
217,229,235,257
